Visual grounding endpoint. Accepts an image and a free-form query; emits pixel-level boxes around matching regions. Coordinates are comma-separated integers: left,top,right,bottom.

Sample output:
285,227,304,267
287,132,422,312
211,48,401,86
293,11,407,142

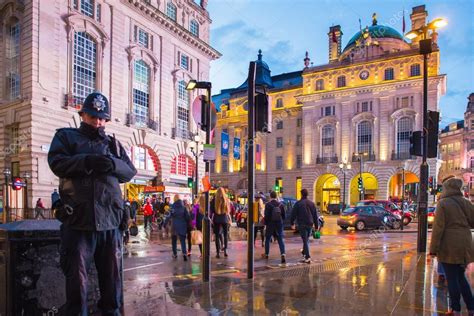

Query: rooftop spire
258,49,262,61
372,13,378,26
304,51,310,68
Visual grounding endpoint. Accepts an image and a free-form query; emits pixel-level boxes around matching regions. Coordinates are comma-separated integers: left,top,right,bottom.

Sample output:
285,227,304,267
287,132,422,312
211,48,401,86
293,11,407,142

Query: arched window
5,19,21,100
337,76,346,88
384,68,394,80
177,80,189,139
190,19,199,37
315,79,324,91
166,2,177,21
73,32,97,105
133,60,150,126
410,64,421,77
321,125,335,158
396,117,413,157
357,121,372,154
276,98,283,108
171,154,195,176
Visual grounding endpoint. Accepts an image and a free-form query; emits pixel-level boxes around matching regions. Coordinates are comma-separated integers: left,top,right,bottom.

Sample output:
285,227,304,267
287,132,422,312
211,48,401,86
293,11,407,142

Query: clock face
359,70,370,80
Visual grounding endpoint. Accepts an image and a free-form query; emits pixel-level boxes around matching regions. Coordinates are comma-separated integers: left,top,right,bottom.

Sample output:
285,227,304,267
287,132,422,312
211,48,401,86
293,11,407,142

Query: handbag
191,230,203,245
129,222,139,236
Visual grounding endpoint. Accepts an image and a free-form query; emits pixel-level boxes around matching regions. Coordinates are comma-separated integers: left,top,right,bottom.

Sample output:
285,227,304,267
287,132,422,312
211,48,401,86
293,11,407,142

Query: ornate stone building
439,93,474,200
0,0,220,216
212,5,445,210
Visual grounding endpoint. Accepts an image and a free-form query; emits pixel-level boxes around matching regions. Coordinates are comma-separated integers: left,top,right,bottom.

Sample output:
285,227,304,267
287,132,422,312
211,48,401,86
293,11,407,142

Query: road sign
192,95,217,131
12,178,26,190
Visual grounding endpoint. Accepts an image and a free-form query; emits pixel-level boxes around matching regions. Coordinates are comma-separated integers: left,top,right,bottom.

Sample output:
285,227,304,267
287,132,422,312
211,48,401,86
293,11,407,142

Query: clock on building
359,70,370,80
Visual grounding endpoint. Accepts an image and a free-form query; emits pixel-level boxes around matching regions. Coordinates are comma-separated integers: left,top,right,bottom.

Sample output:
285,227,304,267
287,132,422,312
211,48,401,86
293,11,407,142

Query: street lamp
339,162,351,211
22,171,31,217
186,79,212,282
405,17,447,253
3,168,11,223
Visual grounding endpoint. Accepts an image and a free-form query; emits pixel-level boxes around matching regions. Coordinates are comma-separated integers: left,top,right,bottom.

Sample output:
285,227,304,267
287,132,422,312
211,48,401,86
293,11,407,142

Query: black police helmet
79,92,111,120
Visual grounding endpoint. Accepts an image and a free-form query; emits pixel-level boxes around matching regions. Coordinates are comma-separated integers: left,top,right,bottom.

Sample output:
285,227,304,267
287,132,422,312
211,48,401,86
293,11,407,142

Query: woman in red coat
143,198,154,231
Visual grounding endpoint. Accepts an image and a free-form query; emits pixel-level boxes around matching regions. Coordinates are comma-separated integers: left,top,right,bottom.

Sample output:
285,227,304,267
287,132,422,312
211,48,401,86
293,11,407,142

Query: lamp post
406,17,447,253
189,134,202,199
339,162,351,211
22,171,31,218
3,168,11,223
186,79,212,282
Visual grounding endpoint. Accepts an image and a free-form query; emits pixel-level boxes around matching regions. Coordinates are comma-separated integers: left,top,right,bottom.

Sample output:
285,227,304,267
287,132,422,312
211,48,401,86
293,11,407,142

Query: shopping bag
129,222,139,237
191,230,203,245
313,230,321,239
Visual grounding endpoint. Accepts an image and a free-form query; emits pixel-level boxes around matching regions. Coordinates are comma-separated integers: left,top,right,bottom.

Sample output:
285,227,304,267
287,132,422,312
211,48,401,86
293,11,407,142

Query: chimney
409,5,428,43
328,25,342,63
200,0,208,9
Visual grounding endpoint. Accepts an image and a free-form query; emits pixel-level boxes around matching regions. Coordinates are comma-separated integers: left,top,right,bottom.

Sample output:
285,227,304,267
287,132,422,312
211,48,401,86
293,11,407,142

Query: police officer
48,92,137,315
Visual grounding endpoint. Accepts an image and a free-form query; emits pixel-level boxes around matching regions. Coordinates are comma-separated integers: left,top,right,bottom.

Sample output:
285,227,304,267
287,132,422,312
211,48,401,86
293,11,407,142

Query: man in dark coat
291,188,319,264
263,191,286,264
48,92,137,315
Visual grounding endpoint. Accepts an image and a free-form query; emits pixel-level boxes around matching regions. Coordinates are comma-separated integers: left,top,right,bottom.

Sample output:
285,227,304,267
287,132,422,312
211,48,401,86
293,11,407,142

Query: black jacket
48,122,137,231
290,197,319,228
264,199,286,226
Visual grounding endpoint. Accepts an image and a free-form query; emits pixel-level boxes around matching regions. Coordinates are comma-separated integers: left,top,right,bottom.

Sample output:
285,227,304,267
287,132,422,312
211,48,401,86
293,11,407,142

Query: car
337,205,402,231
357,200,412,226
427,207,436,227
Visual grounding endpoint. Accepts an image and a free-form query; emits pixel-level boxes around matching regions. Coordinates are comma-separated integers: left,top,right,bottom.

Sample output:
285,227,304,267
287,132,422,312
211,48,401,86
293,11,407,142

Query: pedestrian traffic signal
409,131,423,156
187,177,194,188
274,178,280,193
427,111,440,158
357,177,363,191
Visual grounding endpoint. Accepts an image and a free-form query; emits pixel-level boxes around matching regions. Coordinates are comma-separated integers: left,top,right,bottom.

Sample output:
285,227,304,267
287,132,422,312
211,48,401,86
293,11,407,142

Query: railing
316,155,338,164
171,128,193,140
351,152,376,162
391,152,415,160
2,208,55,222
126,113,159,132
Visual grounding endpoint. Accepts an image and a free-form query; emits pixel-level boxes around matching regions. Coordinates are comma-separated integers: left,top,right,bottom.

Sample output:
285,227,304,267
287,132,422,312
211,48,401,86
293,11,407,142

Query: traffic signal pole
247,62,256,279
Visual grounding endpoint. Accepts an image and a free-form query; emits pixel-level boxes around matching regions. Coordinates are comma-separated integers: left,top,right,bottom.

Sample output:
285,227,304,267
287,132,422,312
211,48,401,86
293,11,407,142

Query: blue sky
207,0,474,127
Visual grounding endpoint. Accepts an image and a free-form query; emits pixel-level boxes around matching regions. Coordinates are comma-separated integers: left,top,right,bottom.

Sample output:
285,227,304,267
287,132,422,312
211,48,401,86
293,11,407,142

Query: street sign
192,95,217,131
12,178,26,190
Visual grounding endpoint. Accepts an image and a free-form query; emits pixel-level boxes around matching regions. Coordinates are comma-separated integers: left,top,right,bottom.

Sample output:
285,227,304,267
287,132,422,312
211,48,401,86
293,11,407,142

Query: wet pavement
122,217,470,315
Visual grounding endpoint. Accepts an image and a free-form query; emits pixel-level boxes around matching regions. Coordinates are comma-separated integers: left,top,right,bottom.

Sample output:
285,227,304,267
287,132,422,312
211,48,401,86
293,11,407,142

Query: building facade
438,93,474,200
0,0,220,216
212,5,445,210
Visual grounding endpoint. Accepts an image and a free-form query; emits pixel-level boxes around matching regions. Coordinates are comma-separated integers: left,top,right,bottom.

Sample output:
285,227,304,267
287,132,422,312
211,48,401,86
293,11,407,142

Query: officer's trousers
60,225,123,316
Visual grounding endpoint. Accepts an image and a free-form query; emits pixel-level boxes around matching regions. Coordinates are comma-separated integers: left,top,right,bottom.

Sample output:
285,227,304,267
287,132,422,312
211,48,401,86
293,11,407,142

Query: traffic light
428,176,433,189
274,178,280,193
187,177,194,188
410,131,423,156
437,184,443,194
357,177,363,191
427,111,440,158
255,92,272,133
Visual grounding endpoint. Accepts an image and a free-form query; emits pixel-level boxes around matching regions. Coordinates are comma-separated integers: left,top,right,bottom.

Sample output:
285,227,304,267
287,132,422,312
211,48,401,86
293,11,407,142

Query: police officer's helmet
79,92,110,121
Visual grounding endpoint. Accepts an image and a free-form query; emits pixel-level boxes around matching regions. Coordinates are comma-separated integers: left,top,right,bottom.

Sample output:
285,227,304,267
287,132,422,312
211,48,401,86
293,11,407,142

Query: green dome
343,25,405,51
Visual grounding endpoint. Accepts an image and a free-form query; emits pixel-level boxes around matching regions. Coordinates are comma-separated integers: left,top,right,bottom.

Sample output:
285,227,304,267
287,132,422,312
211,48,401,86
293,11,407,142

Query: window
396,117,413,156
447,143,454,153
133,146,146,170
323,106,335,117
384,68,394,80
447,160,454,170
96,3,101,22
221,160,228,173
471,120,474,130
276,137,283,148
470,139,474,150
276,156,283,170
297,118,302,127
180,54,189,70
81,0,95,18
337,76,346,88
321,125,335,158
401,96,409,107
357,121,372,154
454,142,460,152
276,121,283,129
138,28,149,49
296,135,302,146
361,101,372,112
441,144,447,154
6,21,21,100
166,2,177,21
296,155,302,169
171,154,194,176
73,32,97,105
410,64,421,77
315,79,324,91
210,161,215,173
470,156,474,169
10,126,19,155
190,19,199,37
177,80,189,139
133,60,150,126
276,98,283,108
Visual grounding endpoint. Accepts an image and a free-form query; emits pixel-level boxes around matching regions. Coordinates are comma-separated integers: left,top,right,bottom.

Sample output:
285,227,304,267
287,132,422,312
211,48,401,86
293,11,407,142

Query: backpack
271,203,282,222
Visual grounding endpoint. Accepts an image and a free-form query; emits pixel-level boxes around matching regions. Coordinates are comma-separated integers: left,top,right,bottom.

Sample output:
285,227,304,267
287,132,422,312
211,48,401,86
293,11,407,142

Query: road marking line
124,262,164,272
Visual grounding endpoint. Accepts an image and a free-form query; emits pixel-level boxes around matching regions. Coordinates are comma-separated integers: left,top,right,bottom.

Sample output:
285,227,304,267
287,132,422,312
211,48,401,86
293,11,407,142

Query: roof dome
343,25,405,52
237,50,274,90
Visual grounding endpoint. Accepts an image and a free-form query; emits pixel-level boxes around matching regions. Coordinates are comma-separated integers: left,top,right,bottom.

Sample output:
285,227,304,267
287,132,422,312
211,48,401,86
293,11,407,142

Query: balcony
391,151,415,161
351,152,376,162
316,155,338,164
171,128,193,140
126,113,159,132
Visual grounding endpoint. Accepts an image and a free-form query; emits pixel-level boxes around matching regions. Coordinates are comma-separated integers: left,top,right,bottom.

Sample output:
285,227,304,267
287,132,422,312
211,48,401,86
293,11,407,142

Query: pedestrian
161,197,171,236
34,198,46,219
211,187,231,258
254,195,265,247
143,198,153,231
51,188,60,207
48,92,137,315
166,194,190,261
192,196,205,256
184,199,193,256
130,200,139,222
290,189,320,264
262,191,286,264
429,177,474,315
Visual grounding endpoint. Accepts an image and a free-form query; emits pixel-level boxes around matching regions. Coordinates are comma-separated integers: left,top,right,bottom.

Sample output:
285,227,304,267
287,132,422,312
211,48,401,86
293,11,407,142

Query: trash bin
0,220,100,315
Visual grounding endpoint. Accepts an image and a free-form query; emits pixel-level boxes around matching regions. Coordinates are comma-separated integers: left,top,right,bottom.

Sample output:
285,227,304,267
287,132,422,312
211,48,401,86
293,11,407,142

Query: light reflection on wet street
122,216,470,315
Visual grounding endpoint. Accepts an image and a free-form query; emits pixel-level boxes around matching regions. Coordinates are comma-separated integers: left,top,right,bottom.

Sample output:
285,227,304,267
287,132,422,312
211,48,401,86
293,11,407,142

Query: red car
356,200,412,226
